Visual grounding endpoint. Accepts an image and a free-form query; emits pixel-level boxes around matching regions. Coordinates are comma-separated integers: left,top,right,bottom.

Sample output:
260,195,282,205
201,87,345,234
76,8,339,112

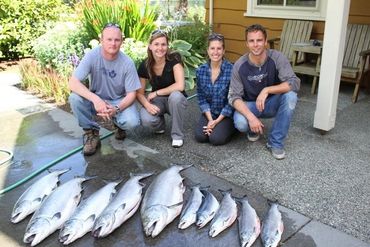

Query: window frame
245,0,327,20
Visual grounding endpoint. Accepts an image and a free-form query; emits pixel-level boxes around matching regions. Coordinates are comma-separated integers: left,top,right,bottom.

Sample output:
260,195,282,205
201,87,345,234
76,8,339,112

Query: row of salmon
10,165,284,247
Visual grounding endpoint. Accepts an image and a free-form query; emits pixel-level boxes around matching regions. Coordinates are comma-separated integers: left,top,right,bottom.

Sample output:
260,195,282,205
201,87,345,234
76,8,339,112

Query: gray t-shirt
73,46,141,100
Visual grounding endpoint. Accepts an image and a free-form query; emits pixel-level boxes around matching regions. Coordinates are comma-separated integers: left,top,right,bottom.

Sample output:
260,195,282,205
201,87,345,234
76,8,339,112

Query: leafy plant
122,38,147,69
20,59,70,104
77,0,158,42
169,18,210,57
32,22,89,76
0,0,70,59
170,39,205,90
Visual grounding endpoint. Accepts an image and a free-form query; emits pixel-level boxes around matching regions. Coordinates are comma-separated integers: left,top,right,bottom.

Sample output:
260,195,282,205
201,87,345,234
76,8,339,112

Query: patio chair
268,19,313,62
340,24,370,103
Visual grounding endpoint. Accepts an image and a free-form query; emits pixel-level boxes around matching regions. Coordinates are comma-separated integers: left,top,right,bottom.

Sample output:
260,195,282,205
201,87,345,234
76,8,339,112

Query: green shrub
122,38,147,69
169,19,210,56
77,0,158,42
0,0,70,59
32,22,90,76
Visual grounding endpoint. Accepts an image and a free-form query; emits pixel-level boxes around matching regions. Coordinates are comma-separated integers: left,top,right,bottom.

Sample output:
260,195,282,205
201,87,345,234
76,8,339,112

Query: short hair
245,24,267,40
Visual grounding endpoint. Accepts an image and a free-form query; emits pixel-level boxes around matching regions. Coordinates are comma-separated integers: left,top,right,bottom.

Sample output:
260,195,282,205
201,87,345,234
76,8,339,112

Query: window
245,0,327,20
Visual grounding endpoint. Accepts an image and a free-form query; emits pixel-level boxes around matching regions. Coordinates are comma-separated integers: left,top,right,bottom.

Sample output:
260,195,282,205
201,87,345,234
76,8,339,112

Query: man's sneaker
266,144,285,160
83,129,101,156
247,131,260,142
155,129,165,134
115,128,126,140
172,139,183,148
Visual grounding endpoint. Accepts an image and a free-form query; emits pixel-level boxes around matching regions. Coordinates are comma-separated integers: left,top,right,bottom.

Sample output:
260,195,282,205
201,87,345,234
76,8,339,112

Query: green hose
0,132,113,196
0,149,13,166
0,94,198,196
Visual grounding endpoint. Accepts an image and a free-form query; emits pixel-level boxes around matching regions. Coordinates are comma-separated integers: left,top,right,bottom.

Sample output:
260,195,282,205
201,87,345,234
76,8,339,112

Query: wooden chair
341,24,370,103
268,20,313,62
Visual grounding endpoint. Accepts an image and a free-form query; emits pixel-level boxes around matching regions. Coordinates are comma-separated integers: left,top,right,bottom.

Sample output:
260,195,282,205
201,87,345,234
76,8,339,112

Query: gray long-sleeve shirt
228,49,300,105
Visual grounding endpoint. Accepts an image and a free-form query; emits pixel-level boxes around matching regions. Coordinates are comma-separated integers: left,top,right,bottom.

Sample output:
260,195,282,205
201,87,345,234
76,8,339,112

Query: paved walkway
0,69,369,246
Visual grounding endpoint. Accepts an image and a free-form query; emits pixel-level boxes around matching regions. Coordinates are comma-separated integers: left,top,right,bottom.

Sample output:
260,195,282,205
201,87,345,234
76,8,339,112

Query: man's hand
256,88,269,112
248,115,264,134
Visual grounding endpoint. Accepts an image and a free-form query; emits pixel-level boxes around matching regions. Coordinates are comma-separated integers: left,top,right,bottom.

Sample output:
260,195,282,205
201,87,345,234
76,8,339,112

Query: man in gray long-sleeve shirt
228,24,300,159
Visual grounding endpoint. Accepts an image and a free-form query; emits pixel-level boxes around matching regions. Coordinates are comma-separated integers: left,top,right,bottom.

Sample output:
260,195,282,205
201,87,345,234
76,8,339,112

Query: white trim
314,0,350,131
245,0,327,21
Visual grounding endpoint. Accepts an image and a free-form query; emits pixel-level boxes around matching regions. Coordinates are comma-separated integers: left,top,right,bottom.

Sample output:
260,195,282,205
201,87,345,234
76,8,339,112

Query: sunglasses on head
103,23,121,31
151,29,167,36
208,33,224,41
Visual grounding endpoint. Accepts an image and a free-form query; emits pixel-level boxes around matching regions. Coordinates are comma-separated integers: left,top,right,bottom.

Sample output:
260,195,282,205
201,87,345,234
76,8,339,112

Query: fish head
92,213,115,238
59,219,83,245
196,214,210,229
209,219,225,237
11,200,33,223
142,206,168,237
23,218,51,246
262,229,282,247
240,229,258,247
178,215,194,229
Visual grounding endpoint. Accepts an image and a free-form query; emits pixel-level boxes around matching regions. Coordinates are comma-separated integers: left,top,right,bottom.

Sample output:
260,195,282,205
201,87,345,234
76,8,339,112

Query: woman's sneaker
172,139,183,148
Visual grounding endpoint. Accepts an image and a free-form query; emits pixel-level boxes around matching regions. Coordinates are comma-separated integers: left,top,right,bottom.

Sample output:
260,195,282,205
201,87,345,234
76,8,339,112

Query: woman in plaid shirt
194,33,236,145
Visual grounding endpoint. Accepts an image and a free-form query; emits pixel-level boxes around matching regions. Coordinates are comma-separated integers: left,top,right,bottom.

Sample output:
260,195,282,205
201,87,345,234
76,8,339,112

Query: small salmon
196,189,219,229
237,196,261,247
261,203,284,247
209,189,237,237
178,184,204,229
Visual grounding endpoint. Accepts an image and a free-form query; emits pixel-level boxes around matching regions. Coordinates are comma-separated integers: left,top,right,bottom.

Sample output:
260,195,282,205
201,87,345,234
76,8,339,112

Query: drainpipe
209,0,213,32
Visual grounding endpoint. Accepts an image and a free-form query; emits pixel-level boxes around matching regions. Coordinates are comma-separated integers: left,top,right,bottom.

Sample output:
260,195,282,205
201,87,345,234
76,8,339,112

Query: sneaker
172,139,183,148
83,129,101,156
155,129,165,134
115,128,126,140
266,144,285,160
247,131,260,142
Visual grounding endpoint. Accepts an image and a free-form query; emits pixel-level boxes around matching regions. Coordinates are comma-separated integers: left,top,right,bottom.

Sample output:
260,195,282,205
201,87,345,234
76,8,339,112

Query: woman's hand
147,91,157,102
145,102,160,115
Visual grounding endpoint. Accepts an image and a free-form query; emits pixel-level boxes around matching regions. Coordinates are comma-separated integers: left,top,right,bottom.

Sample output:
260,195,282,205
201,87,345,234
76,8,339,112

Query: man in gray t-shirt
69,23,141,156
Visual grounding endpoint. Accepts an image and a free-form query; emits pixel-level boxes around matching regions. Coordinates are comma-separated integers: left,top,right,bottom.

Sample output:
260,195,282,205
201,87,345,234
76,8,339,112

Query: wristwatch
114,105,121,114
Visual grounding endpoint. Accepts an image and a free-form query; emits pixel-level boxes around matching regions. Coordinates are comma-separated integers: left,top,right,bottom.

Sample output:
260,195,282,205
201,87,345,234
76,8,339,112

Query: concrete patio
0,69,369,247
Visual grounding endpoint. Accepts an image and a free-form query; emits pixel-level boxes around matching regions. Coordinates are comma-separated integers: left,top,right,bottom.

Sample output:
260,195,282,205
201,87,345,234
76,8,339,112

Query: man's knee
281,91,298,110
68,92,84,106
233,112,248,132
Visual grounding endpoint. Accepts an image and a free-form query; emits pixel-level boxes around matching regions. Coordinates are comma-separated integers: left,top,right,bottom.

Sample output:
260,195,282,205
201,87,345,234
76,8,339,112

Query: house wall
205,0,370,62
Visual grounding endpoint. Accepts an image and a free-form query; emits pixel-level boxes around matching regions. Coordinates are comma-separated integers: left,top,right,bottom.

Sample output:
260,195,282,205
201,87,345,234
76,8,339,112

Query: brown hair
245,24,267,40
146,30,177,81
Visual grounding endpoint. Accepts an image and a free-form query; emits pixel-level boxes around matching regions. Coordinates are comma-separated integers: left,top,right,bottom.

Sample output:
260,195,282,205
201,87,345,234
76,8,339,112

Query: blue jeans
69,92,140,131
233,91,297,149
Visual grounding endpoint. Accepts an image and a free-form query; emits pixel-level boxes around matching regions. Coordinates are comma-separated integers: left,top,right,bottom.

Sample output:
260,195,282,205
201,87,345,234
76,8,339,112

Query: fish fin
86,214,96,224
167,201,183,209
218,188,232,196
52,212,61,220
234,194,248,204
170,163,193,171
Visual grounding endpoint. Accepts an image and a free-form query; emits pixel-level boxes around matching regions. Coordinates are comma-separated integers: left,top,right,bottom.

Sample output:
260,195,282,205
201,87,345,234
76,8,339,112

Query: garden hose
0,93,198,196
0,132,113,196
0,149,13,166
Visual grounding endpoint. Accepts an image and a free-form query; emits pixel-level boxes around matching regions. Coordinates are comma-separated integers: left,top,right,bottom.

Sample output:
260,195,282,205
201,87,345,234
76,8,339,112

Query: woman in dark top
137,30,188,148
195,33,236,145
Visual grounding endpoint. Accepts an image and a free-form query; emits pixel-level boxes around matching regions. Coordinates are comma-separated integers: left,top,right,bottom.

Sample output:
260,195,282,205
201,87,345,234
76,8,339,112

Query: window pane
257,0,284,6
287,0,316,7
